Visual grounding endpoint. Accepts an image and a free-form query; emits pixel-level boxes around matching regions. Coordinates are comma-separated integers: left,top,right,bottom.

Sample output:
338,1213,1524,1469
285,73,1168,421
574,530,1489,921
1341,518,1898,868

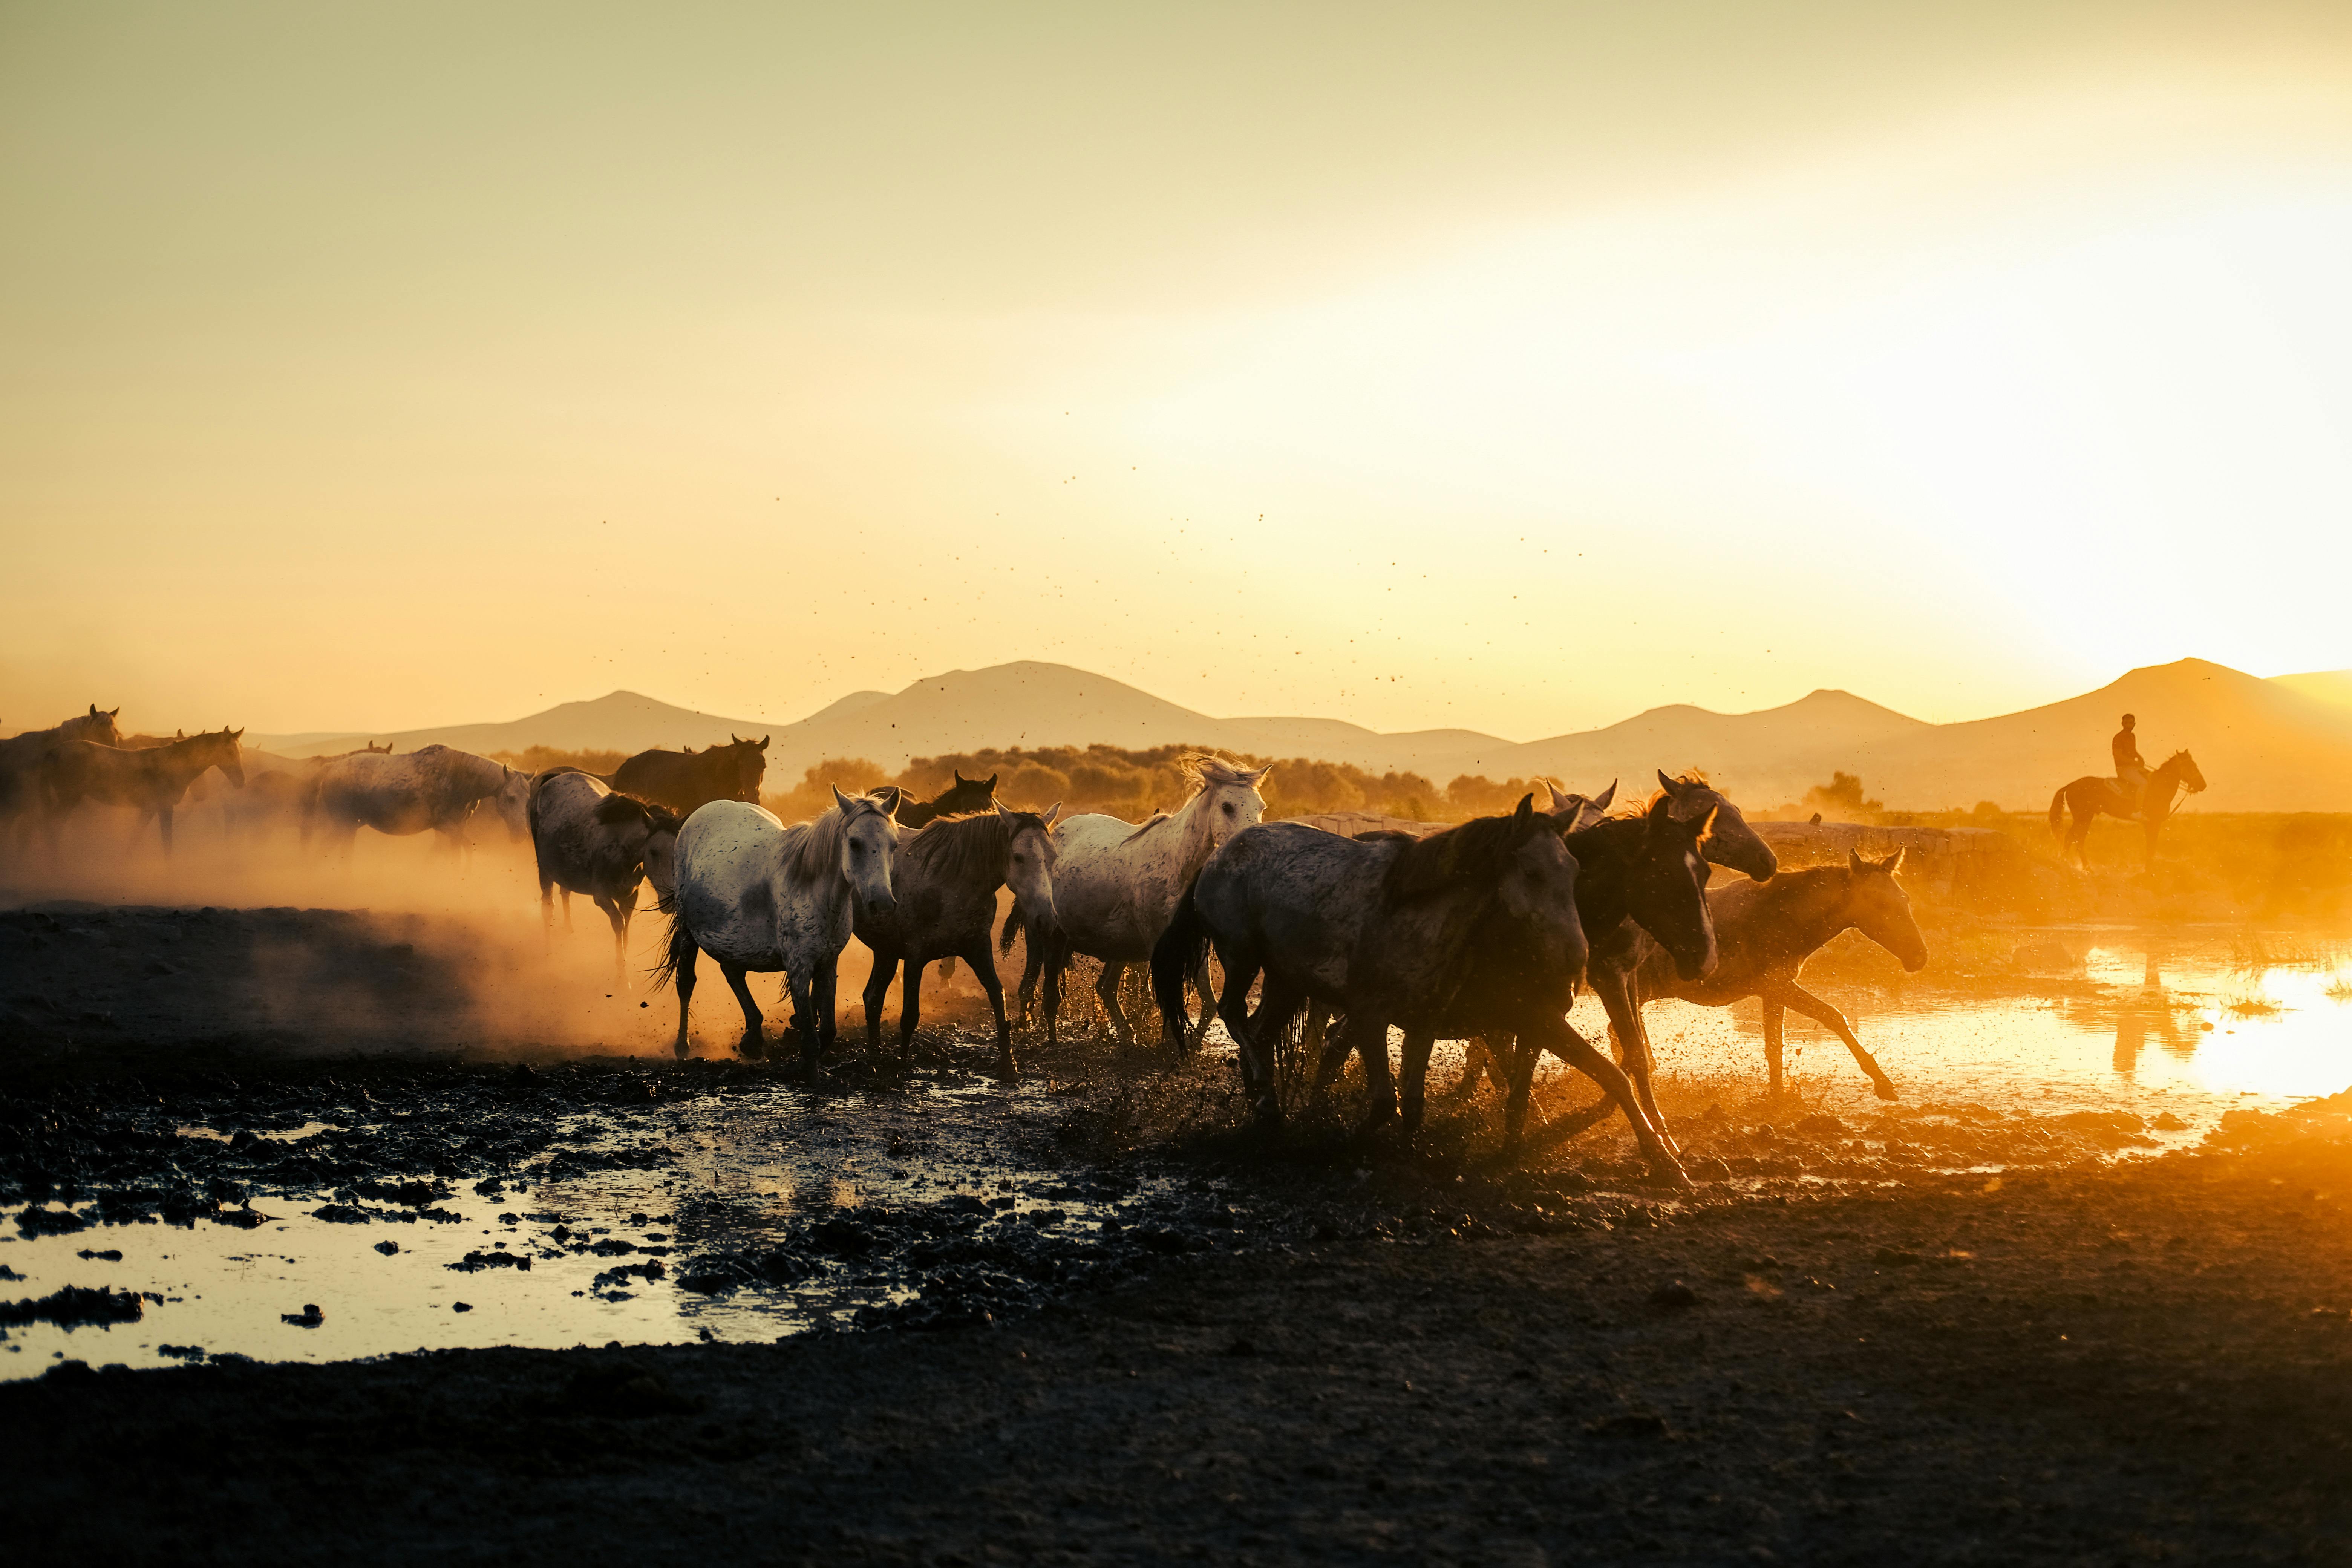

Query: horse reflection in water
2109,944,2195,1075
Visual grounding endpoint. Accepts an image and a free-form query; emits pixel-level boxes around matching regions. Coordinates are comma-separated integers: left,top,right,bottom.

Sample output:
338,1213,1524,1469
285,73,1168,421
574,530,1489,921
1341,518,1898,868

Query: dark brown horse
1463,849,1927,1104
612,735,769,817
2049,749,2205,870
858,803,1059,1075
0,705,122,835
42,727,246,855
896,769,998,830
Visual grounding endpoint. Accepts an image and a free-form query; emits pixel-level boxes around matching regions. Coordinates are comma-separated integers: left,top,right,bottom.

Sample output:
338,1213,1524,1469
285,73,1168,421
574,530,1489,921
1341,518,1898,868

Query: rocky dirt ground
5,904,2352,1563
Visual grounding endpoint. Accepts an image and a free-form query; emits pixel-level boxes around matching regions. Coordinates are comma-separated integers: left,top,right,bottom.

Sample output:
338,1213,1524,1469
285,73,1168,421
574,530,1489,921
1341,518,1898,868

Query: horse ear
731,734,743,745
994,799,1015,822
1656,769,1678,795
233,728,245,741
1592,780,1617,811
873,784,903,816
1042,801,1061,826
759,736,769,749
954,770,969,785
1848,849,1867,873
987,773,999,789
1513,793,1534,824
831,784,853,814
1543,780,1571,810
1879,849,1905,875
1646,793,1678,828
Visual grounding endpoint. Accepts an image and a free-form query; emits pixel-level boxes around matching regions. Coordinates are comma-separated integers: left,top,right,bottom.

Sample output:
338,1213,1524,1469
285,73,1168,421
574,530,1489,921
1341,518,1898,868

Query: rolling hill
247,658,2352,812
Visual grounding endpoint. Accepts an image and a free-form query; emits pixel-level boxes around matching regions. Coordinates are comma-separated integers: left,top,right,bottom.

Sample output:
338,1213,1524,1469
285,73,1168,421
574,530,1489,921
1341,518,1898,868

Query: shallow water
8,923,2350,1382
2,1069,1174,1381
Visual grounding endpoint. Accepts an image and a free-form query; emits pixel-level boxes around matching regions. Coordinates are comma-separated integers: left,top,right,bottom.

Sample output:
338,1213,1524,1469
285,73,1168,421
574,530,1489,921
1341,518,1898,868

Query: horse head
2166,750,2207,796
725,735,770,802
1493,793,1589,990
1186,756,1272,851
1657,770,1776,882
830,785,900,914
1640,793,1719,981
1846,849,1927,971
1542,779,1615,832
995,798,1062,934
208,726,249,789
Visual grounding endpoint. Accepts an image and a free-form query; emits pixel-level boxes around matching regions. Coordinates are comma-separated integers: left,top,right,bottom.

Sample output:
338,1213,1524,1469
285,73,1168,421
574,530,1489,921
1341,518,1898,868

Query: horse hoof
672,1040,690,1060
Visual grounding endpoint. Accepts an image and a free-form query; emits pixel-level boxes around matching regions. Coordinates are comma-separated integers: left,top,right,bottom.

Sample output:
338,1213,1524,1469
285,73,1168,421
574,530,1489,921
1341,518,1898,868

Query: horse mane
1114,755,1267,844
1629,771,1712,815
593,790,679,832
905,809,1049,883
784,793,892,882
1381,808,1542,901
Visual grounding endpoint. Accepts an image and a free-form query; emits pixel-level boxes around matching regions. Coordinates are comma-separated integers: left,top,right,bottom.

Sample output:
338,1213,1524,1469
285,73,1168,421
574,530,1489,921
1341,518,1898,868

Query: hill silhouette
248,657,2352,812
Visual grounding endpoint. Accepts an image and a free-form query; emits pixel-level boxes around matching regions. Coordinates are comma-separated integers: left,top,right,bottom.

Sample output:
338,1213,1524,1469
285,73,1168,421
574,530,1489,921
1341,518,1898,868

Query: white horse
1044,755,1272,1043
655,786,902,1068
304,744,517,858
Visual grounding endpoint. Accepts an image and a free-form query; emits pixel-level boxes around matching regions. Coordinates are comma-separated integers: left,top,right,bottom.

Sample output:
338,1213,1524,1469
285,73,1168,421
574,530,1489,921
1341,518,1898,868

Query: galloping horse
1032,755,1271,1044
613,735,768,817
305,744,518,858
41,727,246,855
2049,750,2206,870
655,787,902,1068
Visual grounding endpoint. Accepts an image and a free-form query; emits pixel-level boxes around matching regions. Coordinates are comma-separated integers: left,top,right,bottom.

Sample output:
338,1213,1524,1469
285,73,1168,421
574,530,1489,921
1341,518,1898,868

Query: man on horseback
2112,713,2148,819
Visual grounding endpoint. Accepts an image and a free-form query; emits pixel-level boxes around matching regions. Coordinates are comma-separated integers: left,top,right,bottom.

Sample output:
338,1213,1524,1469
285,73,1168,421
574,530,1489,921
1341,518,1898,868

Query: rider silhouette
2112,713,2148,819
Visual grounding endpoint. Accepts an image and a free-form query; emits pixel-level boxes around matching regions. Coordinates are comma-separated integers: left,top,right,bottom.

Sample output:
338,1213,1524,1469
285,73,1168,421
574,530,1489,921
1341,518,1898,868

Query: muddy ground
5,903,2352,1563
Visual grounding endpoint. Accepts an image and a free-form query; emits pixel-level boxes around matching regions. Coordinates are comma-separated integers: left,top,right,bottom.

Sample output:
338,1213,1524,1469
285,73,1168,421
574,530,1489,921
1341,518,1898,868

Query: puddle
2,1067,1196,1381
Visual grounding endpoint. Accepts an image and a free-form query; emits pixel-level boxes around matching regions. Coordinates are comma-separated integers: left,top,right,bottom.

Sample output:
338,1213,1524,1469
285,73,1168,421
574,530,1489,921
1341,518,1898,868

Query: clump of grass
2326,974,2352,1004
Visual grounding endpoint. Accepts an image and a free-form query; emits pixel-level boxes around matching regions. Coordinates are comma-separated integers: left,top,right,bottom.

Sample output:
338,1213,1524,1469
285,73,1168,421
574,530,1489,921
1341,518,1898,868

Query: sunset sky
5,2,2350,740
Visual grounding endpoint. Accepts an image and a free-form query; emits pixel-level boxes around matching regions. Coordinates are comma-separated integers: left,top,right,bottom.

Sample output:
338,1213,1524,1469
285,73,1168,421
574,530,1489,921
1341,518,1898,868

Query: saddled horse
0,705,122,837
895,770,998,830
527,768,685,981
304,743,518,857
2049,750,2206,870
858,801,1060,1075
41,727,246,855
1025,755,1271,1044
654,786,902,1068
613,735,769,817
1464,848,1927,1109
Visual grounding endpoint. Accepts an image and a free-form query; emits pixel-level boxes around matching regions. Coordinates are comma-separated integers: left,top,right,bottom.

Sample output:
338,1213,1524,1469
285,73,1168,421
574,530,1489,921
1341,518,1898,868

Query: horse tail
646,905,692,994
1000,894,1024,956
1149,876,1211,1047
2047,784,2069,842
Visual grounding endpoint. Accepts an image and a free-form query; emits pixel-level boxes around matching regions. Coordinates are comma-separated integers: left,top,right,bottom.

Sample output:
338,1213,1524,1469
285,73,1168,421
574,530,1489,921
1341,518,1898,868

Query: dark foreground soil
6,903,2352,1564
7,1094,2352,1565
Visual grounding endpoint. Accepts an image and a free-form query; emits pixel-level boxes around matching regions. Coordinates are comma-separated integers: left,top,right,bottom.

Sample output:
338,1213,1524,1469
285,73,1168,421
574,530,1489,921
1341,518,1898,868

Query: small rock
1648,1281,1698,1311
374,1240,400,1256
451,1302,473,1313
281,1304,323,1328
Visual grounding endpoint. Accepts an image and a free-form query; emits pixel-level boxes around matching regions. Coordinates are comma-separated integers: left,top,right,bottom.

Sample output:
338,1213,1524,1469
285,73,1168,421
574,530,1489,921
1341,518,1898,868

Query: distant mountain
250,656,2352,811
251,691,781,759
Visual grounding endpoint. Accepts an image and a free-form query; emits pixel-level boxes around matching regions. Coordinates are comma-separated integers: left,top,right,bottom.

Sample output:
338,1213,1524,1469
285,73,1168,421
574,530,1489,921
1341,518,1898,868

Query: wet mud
6,900,2352,1560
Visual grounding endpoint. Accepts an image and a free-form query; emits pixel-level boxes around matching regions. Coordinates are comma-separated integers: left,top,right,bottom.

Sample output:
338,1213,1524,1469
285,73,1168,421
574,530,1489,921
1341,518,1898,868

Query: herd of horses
0,700,2211,1185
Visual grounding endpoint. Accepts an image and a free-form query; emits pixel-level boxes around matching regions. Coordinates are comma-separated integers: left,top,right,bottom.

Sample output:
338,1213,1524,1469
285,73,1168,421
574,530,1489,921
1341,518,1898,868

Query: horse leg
895,952,927,1055
599,896,628,985
1041,934,1064,1045
815,954,842,1063
1594,969,1677,1156
1451,1037,1494,1099
1527,1017,1691,1189
562,890,575,934
1191,954,1219,1045
1095,959,1133,1046
158,804,174,859
1398,1032,1436,1138
720,963,765,1059
862,951,898,1054
966,940,1016,1076
1778,982,1898,1101
669,934,699,1058
782,968,819,1071
1237,973,1294,1125
1350,1018,1399,1132
1762,998,1787,1096
539,874,557,952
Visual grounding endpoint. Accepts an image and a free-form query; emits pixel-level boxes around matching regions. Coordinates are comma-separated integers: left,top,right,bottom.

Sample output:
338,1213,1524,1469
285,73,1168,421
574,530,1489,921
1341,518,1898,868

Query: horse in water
40,727,246,855
1027,756,1271,1044
527,769,685,982
1282,793,1717,1165
895,770,998,830
304,744,518,857
655,786,902,1068
0,705,122,839
858,801,1060,1075
2049,749,2206,870
612,735,768,817
1463,848,1927,1108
